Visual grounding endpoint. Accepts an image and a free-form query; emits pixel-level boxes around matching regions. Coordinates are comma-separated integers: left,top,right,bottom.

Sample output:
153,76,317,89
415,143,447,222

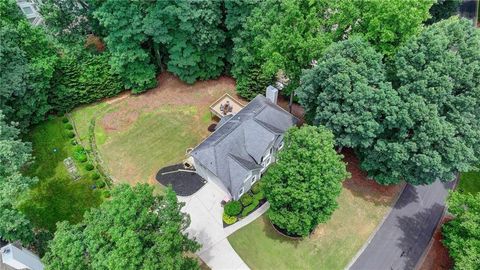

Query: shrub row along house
190,91,298,200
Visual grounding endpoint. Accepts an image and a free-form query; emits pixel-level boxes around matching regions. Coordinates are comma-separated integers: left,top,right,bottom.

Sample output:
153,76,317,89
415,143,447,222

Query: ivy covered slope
263,126,349,237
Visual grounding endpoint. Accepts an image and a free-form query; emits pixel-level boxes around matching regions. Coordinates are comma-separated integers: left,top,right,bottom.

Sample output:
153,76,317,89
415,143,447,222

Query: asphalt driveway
349,180,456,270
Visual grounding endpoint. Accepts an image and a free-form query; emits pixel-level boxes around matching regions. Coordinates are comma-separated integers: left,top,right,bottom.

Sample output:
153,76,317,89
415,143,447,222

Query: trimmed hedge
62,117,69,123
223,213,238,225
73,146,87,162
224,201,242,216
65,124,73,130
70,139,77,145
253,190,265,201
96,179,106,188
241,199,260,217
91,172,100,180
240,193,253,206
251,182,262,194
67,132,75,138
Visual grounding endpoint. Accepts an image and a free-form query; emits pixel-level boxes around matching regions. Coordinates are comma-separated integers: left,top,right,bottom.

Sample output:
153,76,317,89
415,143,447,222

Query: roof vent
266,85,278,104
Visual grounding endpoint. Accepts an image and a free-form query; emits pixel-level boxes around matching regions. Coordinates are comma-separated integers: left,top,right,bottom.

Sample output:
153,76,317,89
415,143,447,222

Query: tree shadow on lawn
341,148,404,208
260,215,302,249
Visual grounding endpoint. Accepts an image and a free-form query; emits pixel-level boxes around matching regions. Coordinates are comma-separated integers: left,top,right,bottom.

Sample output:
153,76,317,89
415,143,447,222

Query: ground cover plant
71,73,238,187
18,117,102,232
228,149,402,269
458,168,480,194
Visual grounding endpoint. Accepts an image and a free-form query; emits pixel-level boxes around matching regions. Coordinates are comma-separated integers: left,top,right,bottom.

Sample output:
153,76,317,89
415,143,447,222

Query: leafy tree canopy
361,17,480,185
297,37,400,149
332,0,435,57
0,112,37,245
263,126,349,237
43,185,200,270
0,0,58,128
442,191,480,270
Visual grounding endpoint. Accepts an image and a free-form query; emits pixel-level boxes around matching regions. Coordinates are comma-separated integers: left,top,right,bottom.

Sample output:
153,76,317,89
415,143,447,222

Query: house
16,0,43,26
1,244,44,270
190,90,298,200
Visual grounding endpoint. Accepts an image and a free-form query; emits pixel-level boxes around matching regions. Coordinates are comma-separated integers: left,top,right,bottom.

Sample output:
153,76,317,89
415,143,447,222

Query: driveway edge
345,182,407,270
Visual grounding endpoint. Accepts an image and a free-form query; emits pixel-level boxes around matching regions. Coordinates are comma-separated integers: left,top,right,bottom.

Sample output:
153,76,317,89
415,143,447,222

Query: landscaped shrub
70,139,77,145
241,199,260,217
223,213,238,225
240,193,253,206
253,190,265,201
224,201,242,216
102,189,110,198
251,182,262,194
73,146,87,162
91,172,100,180
85,163,94,171
96,179,106,188
65,124,73,130
62,117,69,123
67,132,75,138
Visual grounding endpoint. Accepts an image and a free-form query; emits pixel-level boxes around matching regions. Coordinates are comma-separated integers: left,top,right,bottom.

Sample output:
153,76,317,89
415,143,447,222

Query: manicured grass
228,183,399,270
70,72,237,187
97,107,203,184
458,167,480,194
19,117,102,232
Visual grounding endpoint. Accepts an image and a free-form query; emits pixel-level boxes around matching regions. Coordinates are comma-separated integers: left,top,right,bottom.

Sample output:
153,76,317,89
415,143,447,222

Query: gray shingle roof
191,95,298,196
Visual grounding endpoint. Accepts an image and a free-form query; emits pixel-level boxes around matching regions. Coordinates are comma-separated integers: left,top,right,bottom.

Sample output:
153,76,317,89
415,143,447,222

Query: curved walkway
348,180,456,270
179,182,268,270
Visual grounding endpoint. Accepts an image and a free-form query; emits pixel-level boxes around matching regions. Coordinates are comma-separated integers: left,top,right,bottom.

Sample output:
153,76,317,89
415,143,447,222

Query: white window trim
238,187,245,198
251,175,258,184
278,141,284,150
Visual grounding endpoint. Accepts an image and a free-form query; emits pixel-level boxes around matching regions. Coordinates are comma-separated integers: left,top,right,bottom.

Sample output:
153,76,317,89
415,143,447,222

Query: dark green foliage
0,0,58,129
70,139,77,146
0,112,37,245
235,66,273,100
91,172,100,180
50,50,123,113
251,182,261,194
42,185,200,269
62,117,69,123
263,126,349,237
360,17,480,185
67,132,75,139
95,179,105,188
40,0,101,44
297,37,399,149
442,191,480,270
241,199,259,217
65,124,73,130
85,163,94,171
224,200,242,216
73,146,87,162
240,193,253,206
101,189,110,198
427,0,461,24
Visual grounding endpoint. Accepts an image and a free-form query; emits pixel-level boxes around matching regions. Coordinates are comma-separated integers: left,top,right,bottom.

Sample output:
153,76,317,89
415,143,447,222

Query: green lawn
70,73,237,187
18,117,102,232
458,167,480,194
228,181,401,270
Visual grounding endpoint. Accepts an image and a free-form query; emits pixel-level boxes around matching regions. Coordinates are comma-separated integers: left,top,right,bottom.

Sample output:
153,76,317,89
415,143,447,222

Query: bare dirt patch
419,216,454,270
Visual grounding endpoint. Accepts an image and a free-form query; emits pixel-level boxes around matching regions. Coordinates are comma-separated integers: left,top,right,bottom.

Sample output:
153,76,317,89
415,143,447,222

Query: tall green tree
43,185,200,270
145,0,226,84
263,126,349,237
0,112,37,245
331,0,434,57
231,0,333,99
0,0,58,128
297,37,400,149
361,17,480,185
40,0,102,44
442,191,480,270
94,0,156,93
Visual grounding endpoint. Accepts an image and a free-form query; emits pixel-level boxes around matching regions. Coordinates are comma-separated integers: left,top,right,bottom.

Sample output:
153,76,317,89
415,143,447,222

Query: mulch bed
155,164,206,196
419,216,454,270
223,198,267,228
208,123,217,132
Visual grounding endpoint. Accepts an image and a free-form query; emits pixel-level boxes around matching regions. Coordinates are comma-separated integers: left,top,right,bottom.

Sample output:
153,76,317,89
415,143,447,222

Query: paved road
349,180,455,270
